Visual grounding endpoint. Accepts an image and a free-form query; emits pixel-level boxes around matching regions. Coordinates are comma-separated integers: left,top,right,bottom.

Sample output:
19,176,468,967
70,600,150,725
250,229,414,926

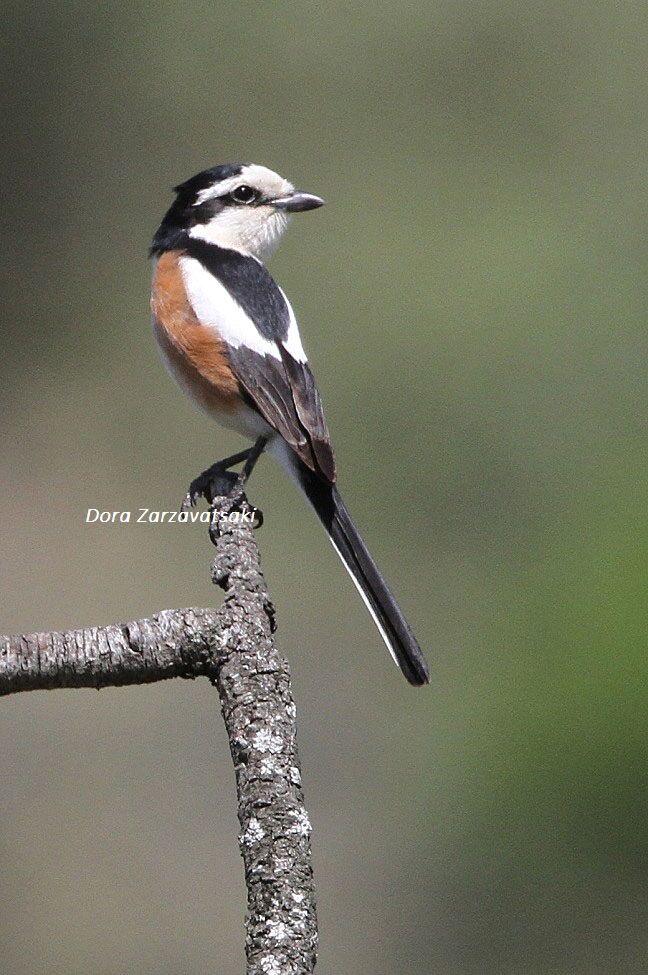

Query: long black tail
291,458,430,686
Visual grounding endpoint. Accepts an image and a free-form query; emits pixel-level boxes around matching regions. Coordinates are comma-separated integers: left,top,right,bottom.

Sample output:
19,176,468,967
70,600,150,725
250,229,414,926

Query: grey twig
0,497,317,975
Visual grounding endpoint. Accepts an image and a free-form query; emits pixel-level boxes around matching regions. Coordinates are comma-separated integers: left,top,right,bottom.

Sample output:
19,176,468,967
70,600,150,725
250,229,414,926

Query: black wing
228,343,336,483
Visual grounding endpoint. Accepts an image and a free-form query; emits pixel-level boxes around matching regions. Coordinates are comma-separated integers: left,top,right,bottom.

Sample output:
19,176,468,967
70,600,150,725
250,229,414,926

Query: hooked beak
272,191,325,213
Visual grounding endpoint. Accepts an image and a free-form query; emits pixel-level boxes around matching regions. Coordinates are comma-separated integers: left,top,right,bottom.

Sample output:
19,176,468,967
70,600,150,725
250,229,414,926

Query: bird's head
151,163,324,259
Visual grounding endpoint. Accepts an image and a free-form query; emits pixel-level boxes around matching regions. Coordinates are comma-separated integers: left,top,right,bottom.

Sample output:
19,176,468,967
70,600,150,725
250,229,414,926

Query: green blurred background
1,1,647,972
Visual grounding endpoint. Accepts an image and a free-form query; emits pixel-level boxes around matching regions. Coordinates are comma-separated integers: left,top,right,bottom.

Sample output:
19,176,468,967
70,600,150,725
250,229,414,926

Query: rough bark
0,497,317,975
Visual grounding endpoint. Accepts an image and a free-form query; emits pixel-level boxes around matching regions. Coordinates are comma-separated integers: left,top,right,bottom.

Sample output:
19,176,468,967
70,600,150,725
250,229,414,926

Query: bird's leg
228,435,268,501
183,447,254,509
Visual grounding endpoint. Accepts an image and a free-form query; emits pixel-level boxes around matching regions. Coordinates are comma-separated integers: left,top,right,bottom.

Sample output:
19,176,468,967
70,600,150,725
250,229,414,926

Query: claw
182,463,241,511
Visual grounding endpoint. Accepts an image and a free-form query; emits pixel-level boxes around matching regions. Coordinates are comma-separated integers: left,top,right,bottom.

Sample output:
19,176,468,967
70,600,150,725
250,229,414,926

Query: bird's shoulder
182,239,292,345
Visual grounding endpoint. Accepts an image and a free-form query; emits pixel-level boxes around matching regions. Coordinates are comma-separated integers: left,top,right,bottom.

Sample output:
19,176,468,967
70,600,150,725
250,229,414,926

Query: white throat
185,163,296,258
188,207,290,258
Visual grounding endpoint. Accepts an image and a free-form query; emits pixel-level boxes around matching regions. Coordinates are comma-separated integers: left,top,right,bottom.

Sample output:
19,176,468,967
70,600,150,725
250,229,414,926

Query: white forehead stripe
278,285,307,363
194,164,293,206
179,256,281,360
194,176,247,206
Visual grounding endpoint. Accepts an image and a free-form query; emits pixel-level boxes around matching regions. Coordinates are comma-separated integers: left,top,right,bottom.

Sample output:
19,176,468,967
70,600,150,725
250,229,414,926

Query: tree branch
0,497,317,975
0,607,222,694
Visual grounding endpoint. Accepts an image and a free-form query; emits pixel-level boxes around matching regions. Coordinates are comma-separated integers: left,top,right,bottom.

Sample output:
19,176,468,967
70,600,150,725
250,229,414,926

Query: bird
150,163,429,686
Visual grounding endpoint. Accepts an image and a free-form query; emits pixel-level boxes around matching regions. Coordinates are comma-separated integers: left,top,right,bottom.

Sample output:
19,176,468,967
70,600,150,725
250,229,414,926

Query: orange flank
151,250,242,417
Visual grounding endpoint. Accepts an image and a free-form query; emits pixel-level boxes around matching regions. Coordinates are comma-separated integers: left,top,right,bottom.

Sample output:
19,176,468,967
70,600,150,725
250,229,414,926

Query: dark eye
229,184,258,204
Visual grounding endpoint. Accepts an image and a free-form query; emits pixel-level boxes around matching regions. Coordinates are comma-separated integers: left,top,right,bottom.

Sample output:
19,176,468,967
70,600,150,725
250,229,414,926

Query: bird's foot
182,463,240,510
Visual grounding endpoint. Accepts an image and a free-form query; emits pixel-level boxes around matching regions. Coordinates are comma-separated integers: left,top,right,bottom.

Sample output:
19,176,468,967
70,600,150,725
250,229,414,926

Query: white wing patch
179,256,281,360
278,285,307,363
